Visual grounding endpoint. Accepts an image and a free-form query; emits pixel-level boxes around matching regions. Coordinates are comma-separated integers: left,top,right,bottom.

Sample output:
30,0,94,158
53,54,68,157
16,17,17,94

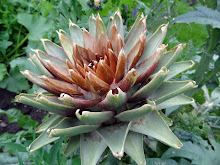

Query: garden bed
0,88,47,135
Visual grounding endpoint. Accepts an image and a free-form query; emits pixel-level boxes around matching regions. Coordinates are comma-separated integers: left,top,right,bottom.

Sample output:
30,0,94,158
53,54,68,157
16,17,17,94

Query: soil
0,88,47,135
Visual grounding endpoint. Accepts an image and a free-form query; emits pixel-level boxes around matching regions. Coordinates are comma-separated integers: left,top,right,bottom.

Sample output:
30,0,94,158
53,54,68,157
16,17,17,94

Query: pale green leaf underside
96,122,132,159
64,135,80,157
36,114,60,133
29,54,54,77
130,110,182,149
165,61,194,81
124,132,146,165
149,81,196,104
156,94,194,110
175,7,220,29
41,39,67,61
29,117,63,152
48,117,99,137
81,132,107,165
138,24,167,65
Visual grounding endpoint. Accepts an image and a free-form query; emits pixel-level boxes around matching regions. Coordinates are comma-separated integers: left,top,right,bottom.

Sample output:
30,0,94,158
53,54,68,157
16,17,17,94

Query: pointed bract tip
91,13,95,18
59,93,66,98
176,142,183,149
75,109,81,118
96,13,101,19
20,70,29,75
69,19,73,25
112,150,124,160
161,23,169,32
40,38,49,42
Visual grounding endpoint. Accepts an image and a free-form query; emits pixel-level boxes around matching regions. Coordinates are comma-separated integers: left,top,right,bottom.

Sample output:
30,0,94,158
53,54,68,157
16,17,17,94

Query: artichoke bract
16,10,196,165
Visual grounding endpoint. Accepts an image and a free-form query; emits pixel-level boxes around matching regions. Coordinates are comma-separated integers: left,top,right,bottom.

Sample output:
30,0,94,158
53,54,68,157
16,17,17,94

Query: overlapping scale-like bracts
16,10,196,165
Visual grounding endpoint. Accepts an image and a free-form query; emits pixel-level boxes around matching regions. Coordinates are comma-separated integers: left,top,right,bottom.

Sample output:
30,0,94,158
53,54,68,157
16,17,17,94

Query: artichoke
16,10,196,165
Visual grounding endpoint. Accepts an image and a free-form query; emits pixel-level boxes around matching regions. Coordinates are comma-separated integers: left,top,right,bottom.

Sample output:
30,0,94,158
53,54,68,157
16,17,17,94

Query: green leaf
153,44,185,74
158,110,173,126
64,136,80,157
165,61,194,81
113,10,124,43
89,14,96,38
137,23,168,65
80,132,107,165
36,114,61,133
149,80,197,104
76,0,92,12
98,88,127,111
124,16,146,56
76,110,114,124
49,137,64,165
39,1,54,17
29,117,63,152
48,118,100,137
115,104,153,122
17,13,53,40
16,94,76,116
130,110,182,149
129,67,168,102
175,7,220,29
69,21,84,46
0,143,27,152
96,122,132,159
58,31,74,64
156,94,194,110
40,39,67,61
0,67,30,93
10,57,39,74
137,0,150,15
0,153,28,165
0,40,12,54
0,63,7,81
162,137,220,165
28,54,54,77
146,158,178,165
16,152,24,165
125,14,144,43
124,132,146,165
95,14,107,41
0,108,37,129
29,118,62,152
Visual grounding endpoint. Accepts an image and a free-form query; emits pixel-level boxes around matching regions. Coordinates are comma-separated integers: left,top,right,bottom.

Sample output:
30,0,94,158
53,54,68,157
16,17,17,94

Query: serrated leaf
0,143,27,152
0,67,30,93
76,0,92,12
175,7,220,29
0,108,37,129
162,138,220,165
0,40,12,54
17,13,53,40
10,57,39,74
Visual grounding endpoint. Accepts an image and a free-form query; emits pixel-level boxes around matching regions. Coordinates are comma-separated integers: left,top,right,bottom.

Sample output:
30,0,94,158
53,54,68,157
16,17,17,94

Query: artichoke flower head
16,9,196,165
